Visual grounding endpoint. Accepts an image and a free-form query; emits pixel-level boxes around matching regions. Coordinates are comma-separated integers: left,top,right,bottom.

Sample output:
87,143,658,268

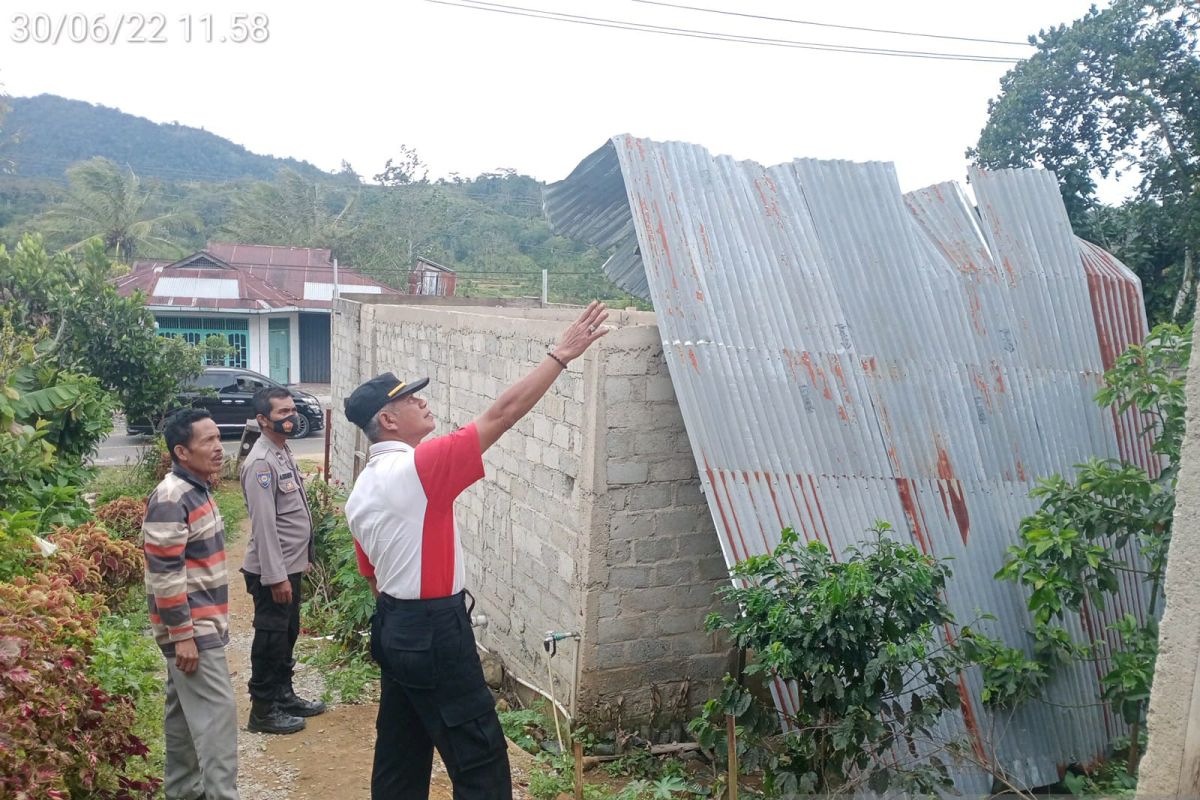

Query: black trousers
370,591,511,800
244,572,302,703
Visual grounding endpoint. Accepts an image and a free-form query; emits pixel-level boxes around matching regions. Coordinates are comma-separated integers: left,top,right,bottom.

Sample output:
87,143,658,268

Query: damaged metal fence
544,135,1155,793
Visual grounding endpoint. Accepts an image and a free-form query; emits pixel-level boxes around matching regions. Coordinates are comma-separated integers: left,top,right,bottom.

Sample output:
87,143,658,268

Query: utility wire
122,261,605,277
426,0,1021,62
631,0,1032,47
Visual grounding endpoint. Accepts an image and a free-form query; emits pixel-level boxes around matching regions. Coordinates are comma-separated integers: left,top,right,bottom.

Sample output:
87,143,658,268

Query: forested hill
5,94,329,182
0,95,639,306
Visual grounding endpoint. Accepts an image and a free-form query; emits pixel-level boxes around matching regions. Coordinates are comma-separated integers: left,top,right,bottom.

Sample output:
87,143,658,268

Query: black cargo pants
370,591,511,800
244,571,303,702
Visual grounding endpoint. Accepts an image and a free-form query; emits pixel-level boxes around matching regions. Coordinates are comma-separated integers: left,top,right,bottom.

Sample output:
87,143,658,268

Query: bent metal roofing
544,135,1154,793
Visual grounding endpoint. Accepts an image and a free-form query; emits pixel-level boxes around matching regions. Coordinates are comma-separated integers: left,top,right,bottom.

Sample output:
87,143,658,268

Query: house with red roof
116,243,401,384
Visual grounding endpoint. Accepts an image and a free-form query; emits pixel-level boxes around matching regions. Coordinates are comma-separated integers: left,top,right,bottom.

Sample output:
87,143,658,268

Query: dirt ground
225,524,536,799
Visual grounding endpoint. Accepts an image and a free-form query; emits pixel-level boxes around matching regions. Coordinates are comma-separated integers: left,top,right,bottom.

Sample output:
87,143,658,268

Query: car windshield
187,372,228,391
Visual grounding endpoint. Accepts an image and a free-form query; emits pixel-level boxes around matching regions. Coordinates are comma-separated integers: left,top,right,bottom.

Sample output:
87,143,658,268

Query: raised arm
473,301,610,453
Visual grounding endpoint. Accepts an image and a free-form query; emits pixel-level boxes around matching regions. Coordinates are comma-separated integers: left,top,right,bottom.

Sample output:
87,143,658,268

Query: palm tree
47,157,191,262
223,168,359,250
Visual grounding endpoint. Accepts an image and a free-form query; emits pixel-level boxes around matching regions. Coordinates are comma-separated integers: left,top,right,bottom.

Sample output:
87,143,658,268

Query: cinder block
627,483,672,512
610,512,654,542
594,642,630,669
628,637,669,662
656,610,709,637
698,555,731,581
674,480,706,507
649,458,699,483
606,348,652,376
654,561,696,586
657,508,707,536
605,432,639,460
636,586,681,613
634,536,677,563
606,402,655,429
607,461,649,485
609,566,652,590
608,539,632,564
645,375,677,403
597,615,647,643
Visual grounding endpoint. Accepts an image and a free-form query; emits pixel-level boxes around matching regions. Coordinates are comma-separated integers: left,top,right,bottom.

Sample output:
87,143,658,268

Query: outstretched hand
552,301,610,363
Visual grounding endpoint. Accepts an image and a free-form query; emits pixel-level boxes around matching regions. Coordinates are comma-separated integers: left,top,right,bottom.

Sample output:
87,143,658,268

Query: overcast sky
3,0,1109,193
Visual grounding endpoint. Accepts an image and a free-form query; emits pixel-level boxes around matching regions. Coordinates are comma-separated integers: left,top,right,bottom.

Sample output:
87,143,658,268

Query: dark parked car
127,367,325,439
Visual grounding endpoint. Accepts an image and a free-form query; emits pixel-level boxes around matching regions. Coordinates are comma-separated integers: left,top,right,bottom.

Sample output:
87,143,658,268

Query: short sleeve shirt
345,424,484,599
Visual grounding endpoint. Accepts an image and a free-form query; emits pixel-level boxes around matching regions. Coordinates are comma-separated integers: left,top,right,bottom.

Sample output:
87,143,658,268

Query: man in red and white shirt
344,302,609,800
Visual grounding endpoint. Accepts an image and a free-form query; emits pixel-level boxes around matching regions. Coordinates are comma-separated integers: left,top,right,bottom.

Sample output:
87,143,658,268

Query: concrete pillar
1138,318,1200,797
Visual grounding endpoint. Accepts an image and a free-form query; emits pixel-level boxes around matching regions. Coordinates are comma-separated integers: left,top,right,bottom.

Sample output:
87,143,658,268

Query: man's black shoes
248,699,306,735
278,689,327,718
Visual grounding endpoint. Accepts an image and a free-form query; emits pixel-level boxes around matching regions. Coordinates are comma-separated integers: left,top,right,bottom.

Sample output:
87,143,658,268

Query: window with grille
155,316,250,368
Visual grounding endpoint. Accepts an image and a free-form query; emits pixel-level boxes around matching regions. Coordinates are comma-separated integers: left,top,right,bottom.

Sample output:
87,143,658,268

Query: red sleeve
354,539,375,578
413,423,485,505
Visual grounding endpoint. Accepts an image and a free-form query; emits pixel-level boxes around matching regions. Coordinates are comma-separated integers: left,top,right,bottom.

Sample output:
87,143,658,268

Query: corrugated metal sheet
544,136,1154,792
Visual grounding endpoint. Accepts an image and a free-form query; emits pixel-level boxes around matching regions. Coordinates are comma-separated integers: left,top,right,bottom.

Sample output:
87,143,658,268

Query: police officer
239,386,327,735
344,301,610,800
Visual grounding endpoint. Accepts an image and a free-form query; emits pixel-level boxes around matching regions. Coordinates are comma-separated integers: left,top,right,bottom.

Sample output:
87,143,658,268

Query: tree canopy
971,0,1200,322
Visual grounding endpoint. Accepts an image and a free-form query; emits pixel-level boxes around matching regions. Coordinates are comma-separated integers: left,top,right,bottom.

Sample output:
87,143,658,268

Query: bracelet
547,352,569,370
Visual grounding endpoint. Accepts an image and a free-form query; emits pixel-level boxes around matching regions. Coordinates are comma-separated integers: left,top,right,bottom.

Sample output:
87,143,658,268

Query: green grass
89,597,167,797
212,482,246,539
90,465,156,505
90,464,248,540
298,639,380,704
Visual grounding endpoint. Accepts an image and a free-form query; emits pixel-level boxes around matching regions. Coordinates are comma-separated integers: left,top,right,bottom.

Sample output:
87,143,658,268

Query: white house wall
249,315,269,376
288,312,301,385
152,311,302,385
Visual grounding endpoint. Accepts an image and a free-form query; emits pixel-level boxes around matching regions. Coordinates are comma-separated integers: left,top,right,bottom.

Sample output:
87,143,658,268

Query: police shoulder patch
255,464,272,489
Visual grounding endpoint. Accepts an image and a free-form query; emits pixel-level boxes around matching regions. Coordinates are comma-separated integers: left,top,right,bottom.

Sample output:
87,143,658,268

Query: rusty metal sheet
544,136,1153,793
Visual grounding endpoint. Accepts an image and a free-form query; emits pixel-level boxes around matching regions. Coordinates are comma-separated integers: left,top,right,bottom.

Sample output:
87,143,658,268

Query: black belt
378,589,475,617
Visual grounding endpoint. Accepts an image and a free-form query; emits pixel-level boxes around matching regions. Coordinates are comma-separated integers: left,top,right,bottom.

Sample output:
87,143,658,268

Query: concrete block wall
330,297,733,727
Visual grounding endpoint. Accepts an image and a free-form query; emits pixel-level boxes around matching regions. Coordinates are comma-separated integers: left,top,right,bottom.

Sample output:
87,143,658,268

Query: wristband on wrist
547,352,569,370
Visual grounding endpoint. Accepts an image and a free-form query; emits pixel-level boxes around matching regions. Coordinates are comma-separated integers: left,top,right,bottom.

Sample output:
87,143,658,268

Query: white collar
368,441,414,458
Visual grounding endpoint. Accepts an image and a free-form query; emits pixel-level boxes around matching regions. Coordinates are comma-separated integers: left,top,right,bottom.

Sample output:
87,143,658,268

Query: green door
268,318,290,384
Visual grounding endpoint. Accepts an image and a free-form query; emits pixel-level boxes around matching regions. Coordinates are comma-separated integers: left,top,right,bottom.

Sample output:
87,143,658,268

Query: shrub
303,479,374,651
693,524,976,796
0,574,158,799
94,496,147,541
48,522,143,604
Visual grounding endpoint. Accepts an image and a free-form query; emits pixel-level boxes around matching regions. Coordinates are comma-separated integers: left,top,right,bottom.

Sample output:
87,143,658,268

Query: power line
426,0,1021,62
122,261,605,277
630,0,1032,48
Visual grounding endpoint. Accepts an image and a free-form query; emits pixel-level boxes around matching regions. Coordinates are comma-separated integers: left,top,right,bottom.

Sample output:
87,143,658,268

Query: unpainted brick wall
331,298,733,726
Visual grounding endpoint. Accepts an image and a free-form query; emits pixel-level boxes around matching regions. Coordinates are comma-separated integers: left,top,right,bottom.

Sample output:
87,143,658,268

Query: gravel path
224,520,534,799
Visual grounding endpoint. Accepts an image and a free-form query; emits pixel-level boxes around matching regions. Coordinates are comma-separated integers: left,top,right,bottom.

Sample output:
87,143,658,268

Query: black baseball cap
343,372,430,429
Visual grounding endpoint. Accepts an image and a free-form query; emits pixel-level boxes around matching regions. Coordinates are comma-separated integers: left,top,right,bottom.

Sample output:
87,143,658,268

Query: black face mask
266,414,301,435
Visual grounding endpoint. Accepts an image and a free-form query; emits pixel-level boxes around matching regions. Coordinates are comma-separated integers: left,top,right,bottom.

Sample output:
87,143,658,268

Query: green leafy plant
977,322,1189,778
303,478,375,651
88,610,163,705
0,234,204,424
499,704,556,754
692,523,977,796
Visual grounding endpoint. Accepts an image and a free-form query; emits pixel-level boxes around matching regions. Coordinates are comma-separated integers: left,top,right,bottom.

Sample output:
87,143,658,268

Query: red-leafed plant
94,496,146,542
48,522,143,604
0,574,158,799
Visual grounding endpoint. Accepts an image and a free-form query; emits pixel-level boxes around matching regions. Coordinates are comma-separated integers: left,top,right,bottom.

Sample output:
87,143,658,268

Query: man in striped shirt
143,408,239,800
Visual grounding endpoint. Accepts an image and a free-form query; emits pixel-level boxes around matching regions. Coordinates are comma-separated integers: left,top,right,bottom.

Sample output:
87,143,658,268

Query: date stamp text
9,13,270,45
